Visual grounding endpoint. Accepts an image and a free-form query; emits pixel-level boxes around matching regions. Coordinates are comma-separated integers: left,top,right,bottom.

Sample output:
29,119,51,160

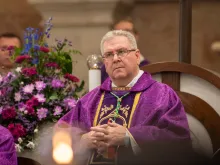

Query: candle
87,54,103,91
52,123,73,165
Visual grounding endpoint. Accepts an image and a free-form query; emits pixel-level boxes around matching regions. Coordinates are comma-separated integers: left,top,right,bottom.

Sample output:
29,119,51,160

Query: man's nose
112,53,119,61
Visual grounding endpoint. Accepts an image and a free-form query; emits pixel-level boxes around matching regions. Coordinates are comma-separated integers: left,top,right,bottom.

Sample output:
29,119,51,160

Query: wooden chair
141,62,220,157
18,157,41,165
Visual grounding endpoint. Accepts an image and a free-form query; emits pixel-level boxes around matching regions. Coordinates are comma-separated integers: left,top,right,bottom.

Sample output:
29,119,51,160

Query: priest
0,125,17,165
59,30,191,165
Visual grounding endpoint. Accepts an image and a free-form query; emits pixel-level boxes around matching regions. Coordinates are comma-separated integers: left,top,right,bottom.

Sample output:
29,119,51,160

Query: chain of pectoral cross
109,92,130,122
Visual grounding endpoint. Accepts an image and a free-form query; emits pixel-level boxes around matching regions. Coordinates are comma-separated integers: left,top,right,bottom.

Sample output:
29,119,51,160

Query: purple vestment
0,125,17,165
59,72,191,164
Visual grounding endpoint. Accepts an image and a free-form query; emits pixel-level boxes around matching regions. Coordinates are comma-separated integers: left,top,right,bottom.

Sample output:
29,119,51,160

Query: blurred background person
101,17,149,83
0,32,22,76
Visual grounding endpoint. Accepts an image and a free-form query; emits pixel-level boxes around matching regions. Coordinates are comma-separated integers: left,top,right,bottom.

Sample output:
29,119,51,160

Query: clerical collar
112,70,144,90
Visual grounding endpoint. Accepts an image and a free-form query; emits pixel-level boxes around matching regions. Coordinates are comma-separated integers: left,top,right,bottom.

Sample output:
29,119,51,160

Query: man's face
103,36,140,82
114,21,138,41
0,37,21,68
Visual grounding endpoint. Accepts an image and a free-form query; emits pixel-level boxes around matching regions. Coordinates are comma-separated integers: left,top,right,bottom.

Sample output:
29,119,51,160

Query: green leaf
52,118,58,122
75,80,85,92
49,92,58,100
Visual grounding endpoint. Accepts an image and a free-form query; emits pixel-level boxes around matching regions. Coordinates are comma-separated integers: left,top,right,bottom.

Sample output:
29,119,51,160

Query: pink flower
15,55,31,63
37,108,48,120
53,106,63,116
8,123,26,141
7,45,15,50
14,92,22,102
2,107,17,120
34,94,46,103
23,84,34,94
40,46,50,53
64,73,80,82
22,67,37,77
35,81,46,91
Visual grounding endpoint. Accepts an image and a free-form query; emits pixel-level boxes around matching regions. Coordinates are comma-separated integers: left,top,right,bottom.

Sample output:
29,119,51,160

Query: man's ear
135,49,141,65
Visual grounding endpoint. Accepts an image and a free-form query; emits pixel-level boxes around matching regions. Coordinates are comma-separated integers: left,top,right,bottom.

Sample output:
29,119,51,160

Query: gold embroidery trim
98,114,127,127
128,92,141,128
112,87,131,91
93,92,105,126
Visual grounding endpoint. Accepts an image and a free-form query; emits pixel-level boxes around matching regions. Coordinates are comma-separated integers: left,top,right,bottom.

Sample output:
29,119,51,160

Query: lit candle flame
53,142,73,164
52,123,73,164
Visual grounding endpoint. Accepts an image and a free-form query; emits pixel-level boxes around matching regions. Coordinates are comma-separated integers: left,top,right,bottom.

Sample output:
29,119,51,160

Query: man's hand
81,124,108,149
91,122,127,147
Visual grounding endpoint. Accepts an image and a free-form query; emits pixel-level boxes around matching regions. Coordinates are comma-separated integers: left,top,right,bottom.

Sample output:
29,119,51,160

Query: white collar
112,70,144,87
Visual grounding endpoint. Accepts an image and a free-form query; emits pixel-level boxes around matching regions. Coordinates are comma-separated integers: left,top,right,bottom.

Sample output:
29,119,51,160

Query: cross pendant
117,98,122,102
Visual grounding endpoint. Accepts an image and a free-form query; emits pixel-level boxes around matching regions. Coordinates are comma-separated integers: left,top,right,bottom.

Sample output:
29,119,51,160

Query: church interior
0,0,220,165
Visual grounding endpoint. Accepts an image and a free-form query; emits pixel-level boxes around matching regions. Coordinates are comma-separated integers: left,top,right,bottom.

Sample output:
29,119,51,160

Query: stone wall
132,1,220,74
29,0,119,91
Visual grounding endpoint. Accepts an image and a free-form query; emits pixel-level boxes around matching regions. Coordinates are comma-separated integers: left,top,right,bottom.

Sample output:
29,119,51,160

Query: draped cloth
59,72,191,165
0,125,17,165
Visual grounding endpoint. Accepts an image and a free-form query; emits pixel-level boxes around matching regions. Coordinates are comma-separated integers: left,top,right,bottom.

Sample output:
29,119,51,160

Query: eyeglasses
102,48,136,60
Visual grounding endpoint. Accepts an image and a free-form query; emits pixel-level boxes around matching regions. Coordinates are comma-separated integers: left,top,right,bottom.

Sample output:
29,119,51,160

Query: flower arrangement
0,17,84,152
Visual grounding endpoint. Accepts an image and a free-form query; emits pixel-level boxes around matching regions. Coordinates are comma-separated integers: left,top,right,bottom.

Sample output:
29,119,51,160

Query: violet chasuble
0,125,17,165
59,72,191,165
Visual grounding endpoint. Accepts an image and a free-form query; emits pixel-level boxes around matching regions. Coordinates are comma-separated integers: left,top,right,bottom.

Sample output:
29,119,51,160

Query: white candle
89,69,101,91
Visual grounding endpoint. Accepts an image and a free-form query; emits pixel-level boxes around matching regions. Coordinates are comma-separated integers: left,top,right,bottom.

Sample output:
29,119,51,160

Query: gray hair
100,30,137,55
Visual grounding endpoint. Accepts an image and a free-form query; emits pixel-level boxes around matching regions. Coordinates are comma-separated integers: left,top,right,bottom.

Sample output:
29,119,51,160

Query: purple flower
53,106,63,116
34,94,46,103
18,103,26,112
51,79,64,88
35,81,46,91
34,45,40,50
63,98,76,109
37,108,48,120
23,84,34,94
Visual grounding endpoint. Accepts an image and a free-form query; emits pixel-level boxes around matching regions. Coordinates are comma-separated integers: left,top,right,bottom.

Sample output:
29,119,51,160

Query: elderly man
101,18,149,83
0,125,17,165
59,30,191,165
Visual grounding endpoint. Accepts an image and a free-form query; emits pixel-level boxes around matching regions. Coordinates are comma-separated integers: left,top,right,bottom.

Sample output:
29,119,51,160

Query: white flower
26,141,35,149
24,110,28,114
20,82,24,85
15,144,22,153
18,138,23,144
15,67,22,73
55,69,60,73
34,129,38,133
